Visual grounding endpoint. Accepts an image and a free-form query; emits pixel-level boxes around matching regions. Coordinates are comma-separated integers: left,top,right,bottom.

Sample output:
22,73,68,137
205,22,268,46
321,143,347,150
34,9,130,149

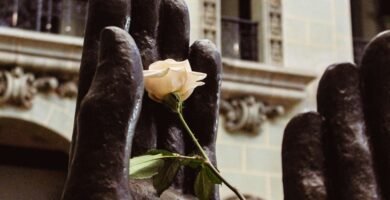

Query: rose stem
176,108,246,200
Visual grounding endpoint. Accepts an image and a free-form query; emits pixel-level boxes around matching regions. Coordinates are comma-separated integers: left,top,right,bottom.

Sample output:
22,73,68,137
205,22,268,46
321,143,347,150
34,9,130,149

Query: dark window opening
221,0,259,62
0,145,68,170
0,145,68,200
0,0,87,36
351,0,390,64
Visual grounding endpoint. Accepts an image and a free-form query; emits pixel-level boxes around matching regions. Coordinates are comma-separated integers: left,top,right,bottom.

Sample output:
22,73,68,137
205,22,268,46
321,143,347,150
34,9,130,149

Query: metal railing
221,16,259,62
0,0,87,36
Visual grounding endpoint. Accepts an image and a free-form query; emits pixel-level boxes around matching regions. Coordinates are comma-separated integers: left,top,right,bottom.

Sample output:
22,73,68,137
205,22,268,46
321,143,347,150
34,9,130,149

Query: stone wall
214,0,354,199
0,0,354,199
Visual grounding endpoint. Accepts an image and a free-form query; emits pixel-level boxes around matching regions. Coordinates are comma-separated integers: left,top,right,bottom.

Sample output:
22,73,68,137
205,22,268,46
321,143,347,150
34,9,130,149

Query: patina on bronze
62,0,222,199
318,63,379,200
282,31,390,200
283,112,327,200
360,31,390,200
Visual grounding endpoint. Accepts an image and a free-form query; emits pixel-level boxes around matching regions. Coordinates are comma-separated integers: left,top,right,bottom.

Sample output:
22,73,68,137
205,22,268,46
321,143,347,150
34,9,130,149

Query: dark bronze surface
360,31,390,200
283,31,390,200
62,0,222,199
318,63,379,200
62,27,143,200
183,40,222,199
283,112,327,200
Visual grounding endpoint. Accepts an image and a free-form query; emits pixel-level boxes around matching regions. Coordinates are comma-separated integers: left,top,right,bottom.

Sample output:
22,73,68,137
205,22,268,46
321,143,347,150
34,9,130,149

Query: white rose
143,59,207,102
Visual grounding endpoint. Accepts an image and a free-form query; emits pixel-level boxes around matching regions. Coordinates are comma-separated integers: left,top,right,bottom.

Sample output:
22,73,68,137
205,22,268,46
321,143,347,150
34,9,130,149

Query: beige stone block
246,147,281,174
219,172,268,199
216,143,244,170
270,176,284,200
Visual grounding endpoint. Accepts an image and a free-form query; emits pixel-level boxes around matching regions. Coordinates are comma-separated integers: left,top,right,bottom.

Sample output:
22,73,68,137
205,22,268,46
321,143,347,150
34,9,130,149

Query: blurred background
0,0,388,199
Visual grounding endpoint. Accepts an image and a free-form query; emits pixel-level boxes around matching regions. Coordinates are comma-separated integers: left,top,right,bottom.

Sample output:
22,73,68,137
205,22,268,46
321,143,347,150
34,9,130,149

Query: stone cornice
222,58,317,107
0,27,82,74
0,28,317,110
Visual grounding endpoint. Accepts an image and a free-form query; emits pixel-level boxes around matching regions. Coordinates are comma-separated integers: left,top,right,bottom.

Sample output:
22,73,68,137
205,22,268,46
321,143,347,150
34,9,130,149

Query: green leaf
153,159,182,196
194,168,215,200
129,154,165,179
130,149,211,196
194,165,223,200
180,153,204,169
204,165,222,184
180,157,203,169
146,149,175,156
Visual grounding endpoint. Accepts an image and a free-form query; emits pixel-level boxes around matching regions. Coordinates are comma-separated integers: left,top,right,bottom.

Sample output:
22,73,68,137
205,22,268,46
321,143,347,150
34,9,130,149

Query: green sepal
162,93,183,113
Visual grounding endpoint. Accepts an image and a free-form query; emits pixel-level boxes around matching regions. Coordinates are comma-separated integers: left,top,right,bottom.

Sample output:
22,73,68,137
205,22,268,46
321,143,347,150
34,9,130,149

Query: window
351,0,390,63
0,0,87,36
221,0,260,62
221,0,283,65
0,145,68,200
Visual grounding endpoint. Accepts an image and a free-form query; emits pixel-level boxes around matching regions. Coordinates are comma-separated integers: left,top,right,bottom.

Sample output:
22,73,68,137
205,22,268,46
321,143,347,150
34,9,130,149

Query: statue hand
62,0,222,199
283,31,390,200
130,0,221,199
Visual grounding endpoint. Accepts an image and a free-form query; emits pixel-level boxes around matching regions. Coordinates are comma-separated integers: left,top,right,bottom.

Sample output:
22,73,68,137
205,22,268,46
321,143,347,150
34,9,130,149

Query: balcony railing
222,16,259,62
0,0,87,37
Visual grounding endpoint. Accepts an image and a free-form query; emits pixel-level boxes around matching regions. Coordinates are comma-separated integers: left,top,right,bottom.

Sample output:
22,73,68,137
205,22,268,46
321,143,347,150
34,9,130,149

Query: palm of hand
283,31,390,200
61,0,221,200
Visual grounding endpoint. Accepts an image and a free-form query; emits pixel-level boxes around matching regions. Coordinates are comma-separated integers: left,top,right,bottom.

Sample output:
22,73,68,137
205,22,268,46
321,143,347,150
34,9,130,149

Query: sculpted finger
186,40,222,163
158,0,190,60
62,27,143,200
130,0,161,67
154,0,190,153
317,63,380,200
130,0,162,157
146,0,190,190
78,0,131,110
183,40,222,198
70,0,131,163
360,30,390,199
282,112,327,200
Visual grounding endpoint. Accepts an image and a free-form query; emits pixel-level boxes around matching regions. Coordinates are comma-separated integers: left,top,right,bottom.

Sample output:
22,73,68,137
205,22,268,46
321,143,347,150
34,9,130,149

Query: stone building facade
0,0,360,199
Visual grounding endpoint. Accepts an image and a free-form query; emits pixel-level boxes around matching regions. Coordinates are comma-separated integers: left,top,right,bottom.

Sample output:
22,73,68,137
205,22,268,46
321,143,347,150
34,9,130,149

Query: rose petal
144,59,204,102
148,93,163,103
178,71,207,93
144,67,187,100
143,68,169,77
178,81,205,101
148,59,172,70
188,71,207,82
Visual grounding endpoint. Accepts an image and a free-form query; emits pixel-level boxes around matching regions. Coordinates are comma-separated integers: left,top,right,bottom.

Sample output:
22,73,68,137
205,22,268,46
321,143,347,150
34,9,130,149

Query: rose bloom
143,59,207,102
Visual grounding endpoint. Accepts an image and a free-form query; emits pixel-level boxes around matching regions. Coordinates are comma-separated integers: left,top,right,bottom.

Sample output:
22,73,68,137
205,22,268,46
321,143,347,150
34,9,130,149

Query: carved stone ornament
202,0,217,43
0,67,77,108
267,0,283,65
220,96,284,134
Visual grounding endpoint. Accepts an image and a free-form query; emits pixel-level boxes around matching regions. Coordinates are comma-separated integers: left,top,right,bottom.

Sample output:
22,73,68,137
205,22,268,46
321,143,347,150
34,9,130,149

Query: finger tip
101,26,136,46
359,30,390,80
100,26,140,59
162,0,189,18
320,62,358,83
158,0,190,60
317,62,360,113
189,40,222,83
97,27,143,84
191,39,217,50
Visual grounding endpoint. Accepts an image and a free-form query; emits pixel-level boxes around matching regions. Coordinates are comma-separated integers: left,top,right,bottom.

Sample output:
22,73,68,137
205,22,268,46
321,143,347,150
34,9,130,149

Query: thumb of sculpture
61,27,144,200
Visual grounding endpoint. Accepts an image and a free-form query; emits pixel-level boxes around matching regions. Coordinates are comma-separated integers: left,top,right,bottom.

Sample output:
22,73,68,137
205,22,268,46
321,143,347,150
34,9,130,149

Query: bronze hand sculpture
283,31,390,200
61,0,222,199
